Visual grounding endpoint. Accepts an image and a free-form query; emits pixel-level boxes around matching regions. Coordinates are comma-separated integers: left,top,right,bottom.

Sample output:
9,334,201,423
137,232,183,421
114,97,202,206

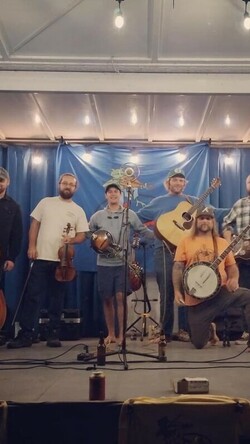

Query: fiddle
55,223,76,282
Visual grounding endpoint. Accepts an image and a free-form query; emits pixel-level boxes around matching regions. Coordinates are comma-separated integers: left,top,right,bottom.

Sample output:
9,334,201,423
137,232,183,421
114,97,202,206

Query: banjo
183,224,250,300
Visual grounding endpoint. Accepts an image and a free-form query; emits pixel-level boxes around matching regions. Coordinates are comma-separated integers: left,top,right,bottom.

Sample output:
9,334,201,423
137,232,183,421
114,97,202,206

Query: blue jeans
19,260,66,336
154,246,188,336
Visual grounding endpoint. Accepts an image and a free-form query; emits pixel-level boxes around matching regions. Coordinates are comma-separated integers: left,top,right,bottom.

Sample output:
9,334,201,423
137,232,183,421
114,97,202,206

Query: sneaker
235,331,249,345
32,333,41,344
46,338,62,348
7,331,32,349
209,322,219,346
0,335,6,346
177,329,190,342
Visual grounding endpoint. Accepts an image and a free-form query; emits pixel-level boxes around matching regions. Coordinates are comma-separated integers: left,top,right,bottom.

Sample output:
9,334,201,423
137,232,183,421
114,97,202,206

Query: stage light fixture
242,0,250,29
114,0,125,29
82,150,92,162
177,151,186,162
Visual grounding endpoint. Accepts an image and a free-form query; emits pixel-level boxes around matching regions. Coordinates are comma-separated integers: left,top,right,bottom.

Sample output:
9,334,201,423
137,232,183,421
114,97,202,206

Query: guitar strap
212,236,219,260
162,239,175,259
183,194,193,205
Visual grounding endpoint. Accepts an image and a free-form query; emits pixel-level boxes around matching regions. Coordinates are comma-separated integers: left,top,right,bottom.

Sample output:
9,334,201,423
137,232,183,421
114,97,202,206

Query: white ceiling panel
0,0,250,146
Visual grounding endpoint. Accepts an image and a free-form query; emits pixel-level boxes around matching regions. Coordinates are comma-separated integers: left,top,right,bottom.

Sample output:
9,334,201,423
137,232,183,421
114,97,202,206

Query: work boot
7,330,33,349
46,330,61,347
46,337,62,347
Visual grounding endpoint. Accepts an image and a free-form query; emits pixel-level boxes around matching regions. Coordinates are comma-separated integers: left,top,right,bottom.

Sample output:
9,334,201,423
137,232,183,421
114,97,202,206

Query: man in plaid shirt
223,174,250,342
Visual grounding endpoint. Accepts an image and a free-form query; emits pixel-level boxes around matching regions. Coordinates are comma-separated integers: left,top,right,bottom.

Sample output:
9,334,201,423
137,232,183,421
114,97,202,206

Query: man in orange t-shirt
172,206,250,349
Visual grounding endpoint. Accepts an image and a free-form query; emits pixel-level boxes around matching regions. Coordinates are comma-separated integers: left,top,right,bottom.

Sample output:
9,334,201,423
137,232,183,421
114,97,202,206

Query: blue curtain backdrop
1,142,250,335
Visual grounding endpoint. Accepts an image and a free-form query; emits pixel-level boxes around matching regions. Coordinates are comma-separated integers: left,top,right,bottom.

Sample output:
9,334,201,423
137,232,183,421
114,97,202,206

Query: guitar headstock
211,178,221,189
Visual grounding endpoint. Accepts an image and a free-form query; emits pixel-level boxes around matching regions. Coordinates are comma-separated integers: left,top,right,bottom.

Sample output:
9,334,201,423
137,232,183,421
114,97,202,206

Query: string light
242,0,250,29
114,0,125,29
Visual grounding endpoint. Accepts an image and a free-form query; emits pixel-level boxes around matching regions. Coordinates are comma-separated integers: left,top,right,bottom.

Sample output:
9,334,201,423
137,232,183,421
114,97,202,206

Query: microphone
124,166,135,177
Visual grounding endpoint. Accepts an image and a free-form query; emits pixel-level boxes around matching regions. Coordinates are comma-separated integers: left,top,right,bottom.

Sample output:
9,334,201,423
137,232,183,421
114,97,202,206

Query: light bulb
225,156,233,166
114,8,124,28
84,115,90,125
32,155,43,165
225,114,231,126
179,115,185,127
130,154,139,163
130,111,138,125
244,13,250,29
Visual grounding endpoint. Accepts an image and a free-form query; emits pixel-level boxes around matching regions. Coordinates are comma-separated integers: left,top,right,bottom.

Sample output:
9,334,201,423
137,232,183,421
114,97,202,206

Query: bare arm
67,232,86,244
28,218,41,259
172,261,186,305
225,263,239,292
223,228,233,243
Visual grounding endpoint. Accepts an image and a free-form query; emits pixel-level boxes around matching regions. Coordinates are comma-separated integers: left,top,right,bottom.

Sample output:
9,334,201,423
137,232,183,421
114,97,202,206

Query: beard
59,189,74,200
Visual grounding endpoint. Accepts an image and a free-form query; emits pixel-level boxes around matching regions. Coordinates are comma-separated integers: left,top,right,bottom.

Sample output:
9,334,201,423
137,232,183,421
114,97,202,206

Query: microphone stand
126,242,159,341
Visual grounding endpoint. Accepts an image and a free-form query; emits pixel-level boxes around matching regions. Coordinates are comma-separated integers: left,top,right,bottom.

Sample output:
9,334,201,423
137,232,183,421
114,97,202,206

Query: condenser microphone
124,166,135,177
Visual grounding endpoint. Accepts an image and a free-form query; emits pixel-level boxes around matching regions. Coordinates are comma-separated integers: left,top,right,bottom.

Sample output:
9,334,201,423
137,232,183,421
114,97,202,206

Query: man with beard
222,174,250,343
7,173,88,349
137,169,197,342
172,206,250,350
0,167,23,345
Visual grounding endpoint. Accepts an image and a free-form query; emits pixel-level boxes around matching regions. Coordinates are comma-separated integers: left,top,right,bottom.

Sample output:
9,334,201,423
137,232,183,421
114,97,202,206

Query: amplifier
39,309,82,340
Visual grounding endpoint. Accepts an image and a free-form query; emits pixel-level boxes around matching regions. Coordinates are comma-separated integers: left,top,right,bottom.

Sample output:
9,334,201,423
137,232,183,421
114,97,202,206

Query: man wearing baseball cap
89,183,154,347
137,167,197,343
0,167,23,345
173,205,250,350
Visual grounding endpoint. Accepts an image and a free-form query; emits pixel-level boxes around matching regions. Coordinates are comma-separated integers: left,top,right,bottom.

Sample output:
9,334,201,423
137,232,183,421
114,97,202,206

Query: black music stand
126,241,159,341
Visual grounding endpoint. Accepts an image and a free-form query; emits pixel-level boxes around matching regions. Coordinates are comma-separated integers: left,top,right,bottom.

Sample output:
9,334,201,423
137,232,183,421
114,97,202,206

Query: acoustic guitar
155,178,221,249
183,223,250,301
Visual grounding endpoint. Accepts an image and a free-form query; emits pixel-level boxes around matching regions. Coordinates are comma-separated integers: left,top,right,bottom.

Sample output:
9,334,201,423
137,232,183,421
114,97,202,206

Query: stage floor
1,337,250,403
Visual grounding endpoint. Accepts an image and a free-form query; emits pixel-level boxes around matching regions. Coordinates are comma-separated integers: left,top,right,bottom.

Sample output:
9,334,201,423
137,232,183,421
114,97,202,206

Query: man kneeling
172,206,250,350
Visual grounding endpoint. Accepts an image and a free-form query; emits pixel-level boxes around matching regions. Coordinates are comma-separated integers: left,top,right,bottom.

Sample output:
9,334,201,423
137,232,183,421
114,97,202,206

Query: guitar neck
211,224,250,270
188,186,215,216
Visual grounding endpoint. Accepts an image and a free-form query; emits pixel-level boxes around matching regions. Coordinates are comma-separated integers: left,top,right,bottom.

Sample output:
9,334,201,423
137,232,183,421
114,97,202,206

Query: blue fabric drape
0,142,250,333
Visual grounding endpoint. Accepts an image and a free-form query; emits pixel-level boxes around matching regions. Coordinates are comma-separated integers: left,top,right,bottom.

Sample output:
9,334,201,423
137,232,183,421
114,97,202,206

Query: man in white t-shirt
7,173,88,349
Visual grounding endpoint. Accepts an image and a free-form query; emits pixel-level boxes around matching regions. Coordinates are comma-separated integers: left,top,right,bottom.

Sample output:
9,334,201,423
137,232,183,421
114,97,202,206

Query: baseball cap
196,206,215,219
105,183,122,193
0,167,9,180
167,168,185,179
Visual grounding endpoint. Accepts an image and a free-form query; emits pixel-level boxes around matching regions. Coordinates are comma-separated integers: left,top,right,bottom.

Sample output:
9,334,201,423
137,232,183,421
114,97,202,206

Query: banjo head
183,261,221,300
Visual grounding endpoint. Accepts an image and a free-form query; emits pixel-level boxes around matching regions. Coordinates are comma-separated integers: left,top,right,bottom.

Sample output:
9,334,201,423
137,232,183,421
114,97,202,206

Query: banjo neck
211,224,250,271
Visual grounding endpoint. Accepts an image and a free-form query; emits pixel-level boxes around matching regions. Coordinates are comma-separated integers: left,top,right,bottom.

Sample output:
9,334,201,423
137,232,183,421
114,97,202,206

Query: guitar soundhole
182,212,192,222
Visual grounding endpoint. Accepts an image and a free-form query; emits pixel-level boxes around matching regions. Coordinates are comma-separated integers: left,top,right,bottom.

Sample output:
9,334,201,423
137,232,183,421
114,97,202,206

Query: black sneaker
46,338,62,348
0,336,6,346
7,331,33,349
32,333,41,344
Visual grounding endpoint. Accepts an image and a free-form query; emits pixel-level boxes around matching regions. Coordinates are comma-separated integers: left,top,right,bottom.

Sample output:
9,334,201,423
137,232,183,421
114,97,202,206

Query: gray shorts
97,265,125,299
